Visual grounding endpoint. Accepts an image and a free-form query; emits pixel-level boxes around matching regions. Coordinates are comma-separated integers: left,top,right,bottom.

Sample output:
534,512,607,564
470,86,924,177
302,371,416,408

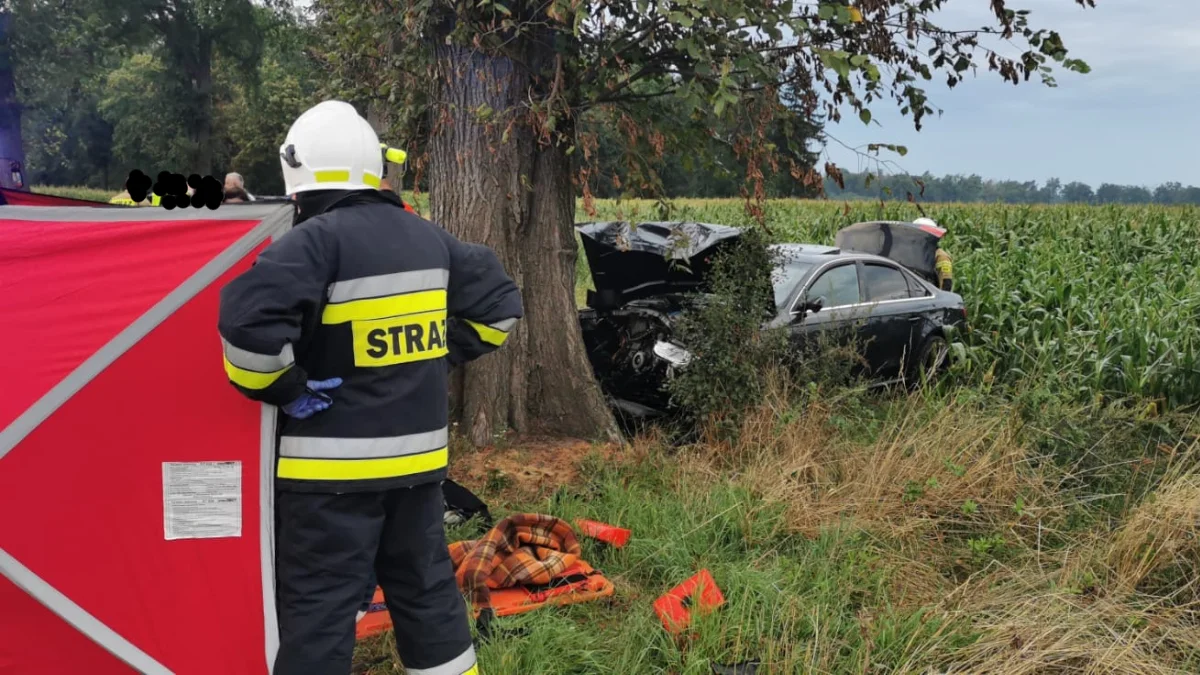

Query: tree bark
429,42,620,446
0,10,28,191
190,37,214,177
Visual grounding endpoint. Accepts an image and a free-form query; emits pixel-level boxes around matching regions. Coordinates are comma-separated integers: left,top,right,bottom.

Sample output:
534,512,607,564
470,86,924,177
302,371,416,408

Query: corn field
584,198,1200,408
34,186,1200,407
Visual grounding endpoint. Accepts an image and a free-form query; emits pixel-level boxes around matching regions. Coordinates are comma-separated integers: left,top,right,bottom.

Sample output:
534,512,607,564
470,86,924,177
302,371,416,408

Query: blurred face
224,175,240,192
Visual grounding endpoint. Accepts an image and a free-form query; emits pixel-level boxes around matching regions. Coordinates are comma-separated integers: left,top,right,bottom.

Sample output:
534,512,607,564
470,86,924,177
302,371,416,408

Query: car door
856,261,927,378
789,262,863,365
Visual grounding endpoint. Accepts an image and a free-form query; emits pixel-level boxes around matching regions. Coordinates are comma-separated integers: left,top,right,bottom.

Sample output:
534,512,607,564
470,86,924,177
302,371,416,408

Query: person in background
913,217,953,292
109,190,160,206
224,172,255,202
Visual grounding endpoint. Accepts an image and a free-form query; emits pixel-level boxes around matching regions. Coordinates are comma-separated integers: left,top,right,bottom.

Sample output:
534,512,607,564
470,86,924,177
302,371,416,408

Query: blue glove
282,378,343,419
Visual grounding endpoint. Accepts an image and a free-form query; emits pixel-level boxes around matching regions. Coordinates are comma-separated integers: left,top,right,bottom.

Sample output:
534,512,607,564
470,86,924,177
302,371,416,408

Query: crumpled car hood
576,221,743,306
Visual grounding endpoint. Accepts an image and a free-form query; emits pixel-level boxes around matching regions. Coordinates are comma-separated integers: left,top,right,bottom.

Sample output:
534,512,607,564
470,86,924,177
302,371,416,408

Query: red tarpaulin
0,188,114,207
0,203,293,675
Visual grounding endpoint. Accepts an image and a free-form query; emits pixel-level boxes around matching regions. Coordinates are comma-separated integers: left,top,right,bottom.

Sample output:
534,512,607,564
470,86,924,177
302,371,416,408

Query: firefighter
217,100,521,675
108,190,161,206
914,216,953,292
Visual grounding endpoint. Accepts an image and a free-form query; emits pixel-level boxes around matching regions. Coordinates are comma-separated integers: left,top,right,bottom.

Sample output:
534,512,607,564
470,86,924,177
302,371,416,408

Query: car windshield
771,259,814,308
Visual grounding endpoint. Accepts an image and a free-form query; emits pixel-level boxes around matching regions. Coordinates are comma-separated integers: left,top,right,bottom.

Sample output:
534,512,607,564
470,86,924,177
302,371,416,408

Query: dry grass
666,381,1200,674
698,377,1052,543
1106,469,1200,597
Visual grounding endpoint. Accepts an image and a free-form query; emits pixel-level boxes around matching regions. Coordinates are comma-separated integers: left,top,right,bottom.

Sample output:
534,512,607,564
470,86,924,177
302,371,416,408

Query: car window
906,271,932,297
862,263,913,302
804,263,860,308
771,260,814,308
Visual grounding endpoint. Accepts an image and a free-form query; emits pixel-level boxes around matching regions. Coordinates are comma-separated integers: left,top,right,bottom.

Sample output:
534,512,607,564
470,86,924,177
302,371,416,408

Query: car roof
769,242,897,267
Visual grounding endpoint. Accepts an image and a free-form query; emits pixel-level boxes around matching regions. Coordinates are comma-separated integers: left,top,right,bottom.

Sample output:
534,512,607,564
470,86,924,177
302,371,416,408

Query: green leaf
819,50,851,80
817,4,833,20
850,54,868,67
859,109,871,125
669,11,694,27
493,2,512,15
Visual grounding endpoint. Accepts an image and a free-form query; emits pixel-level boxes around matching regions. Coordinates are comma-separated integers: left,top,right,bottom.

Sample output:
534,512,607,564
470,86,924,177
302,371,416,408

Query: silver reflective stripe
279,427,449,459
327,269,449,303
222,338,294,373
0,548,174,674
489,317,518,332
260,405,280,672
405,646,477,675
0,203,291,222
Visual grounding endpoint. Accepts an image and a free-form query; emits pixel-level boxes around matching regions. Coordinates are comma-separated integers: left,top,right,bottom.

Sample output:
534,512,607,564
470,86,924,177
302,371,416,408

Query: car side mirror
792,296,824,322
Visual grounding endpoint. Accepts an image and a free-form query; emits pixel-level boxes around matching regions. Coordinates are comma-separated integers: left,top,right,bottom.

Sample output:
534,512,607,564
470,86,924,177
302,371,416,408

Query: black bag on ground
442,478,493,528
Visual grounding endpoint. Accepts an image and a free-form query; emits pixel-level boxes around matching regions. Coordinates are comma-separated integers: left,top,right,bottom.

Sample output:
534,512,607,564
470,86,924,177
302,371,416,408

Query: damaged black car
577,220,968,417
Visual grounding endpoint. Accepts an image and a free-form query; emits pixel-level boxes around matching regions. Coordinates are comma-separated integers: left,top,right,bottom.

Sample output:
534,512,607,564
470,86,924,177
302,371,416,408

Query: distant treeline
822,172,1200,205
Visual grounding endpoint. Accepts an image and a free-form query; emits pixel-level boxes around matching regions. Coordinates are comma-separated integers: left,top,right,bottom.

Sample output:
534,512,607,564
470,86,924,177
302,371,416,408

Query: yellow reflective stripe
314,169,351,183
363,172,381,188
321,289,447,324
462,667,479,675
466,319,509,346
352,310,448,366
276,448,448,481
224,356,291,389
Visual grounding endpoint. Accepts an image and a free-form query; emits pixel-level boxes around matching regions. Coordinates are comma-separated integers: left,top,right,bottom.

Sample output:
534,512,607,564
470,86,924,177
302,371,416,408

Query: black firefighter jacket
217,193,523,493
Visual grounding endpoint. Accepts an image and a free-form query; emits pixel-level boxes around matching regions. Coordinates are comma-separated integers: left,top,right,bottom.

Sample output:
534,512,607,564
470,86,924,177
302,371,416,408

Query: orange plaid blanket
448,513,582,611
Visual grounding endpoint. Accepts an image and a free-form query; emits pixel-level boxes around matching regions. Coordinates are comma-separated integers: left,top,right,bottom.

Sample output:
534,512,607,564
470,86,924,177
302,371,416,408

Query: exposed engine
579,296,688,409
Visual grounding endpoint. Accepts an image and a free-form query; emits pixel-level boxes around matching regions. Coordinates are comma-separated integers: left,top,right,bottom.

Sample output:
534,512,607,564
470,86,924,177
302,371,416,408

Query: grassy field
35,186,1200,673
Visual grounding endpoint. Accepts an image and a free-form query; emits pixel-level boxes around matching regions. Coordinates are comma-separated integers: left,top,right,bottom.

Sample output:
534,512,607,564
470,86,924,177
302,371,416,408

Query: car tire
911,334,950,387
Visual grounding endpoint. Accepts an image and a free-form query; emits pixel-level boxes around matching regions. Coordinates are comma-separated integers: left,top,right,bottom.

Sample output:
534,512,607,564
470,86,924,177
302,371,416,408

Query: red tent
0,203,294,674
0,187,115,207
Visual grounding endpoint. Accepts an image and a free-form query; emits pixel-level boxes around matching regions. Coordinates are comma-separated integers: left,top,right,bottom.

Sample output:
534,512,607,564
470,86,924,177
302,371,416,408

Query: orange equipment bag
355,587,391,641
355,563,615,640
356,515,616,641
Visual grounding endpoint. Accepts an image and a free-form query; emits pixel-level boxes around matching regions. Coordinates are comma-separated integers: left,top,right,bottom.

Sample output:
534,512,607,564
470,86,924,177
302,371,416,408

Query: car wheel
912,334,950,387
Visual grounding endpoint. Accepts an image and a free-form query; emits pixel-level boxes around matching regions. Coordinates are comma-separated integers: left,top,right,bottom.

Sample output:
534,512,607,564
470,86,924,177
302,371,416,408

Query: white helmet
279,100,383,195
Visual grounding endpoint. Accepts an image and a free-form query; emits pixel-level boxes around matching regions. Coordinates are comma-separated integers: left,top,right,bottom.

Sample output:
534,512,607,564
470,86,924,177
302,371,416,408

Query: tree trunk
0,10,28,191
190,38,214,176
429,43,619,446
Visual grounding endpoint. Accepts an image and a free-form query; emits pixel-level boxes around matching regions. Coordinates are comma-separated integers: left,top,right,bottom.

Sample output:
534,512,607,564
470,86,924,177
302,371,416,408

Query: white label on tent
163,461,242,540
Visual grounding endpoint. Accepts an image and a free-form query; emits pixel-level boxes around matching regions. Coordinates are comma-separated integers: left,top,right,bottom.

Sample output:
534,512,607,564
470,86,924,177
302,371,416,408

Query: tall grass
349,384,1200,674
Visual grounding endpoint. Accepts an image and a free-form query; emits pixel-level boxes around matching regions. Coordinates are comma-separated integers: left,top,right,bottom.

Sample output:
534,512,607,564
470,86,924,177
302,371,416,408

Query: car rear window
863,263,912,302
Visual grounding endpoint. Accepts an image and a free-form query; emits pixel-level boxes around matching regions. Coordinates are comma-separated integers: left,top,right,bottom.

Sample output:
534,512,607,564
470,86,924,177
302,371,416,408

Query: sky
820,0,1200,187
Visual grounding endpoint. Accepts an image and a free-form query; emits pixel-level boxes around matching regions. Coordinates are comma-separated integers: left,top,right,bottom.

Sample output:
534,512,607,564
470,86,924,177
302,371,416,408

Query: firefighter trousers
273,481,476,675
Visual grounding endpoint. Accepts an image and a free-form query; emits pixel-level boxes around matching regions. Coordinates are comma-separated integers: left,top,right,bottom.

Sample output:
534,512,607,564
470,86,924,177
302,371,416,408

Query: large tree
313,0,1096,445
134,0,265,175
10,0,270,181
0,10,28,190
